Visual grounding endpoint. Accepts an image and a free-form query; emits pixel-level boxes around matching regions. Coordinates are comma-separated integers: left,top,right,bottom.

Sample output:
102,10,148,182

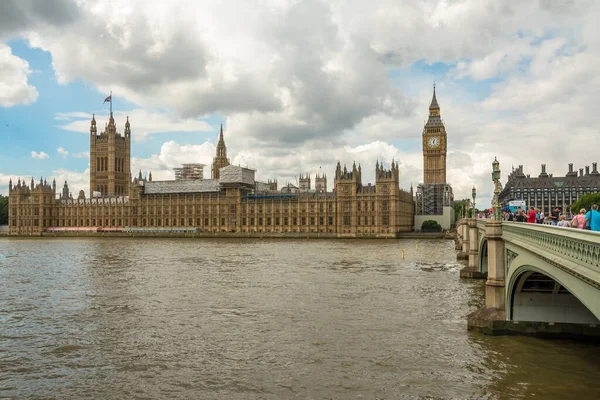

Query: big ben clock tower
415,84,454,224
422,84,447,184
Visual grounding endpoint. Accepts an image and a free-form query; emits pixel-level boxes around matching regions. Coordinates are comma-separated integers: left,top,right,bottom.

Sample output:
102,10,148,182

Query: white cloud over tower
0,0,599,205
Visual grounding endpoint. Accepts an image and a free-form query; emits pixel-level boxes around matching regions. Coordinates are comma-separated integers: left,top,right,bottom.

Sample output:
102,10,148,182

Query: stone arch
506,256,600,323
479,239,488,274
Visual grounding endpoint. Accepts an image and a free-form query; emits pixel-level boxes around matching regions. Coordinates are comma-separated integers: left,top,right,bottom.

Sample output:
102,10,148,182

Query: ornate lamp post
471,186,477,218
491,157,501,221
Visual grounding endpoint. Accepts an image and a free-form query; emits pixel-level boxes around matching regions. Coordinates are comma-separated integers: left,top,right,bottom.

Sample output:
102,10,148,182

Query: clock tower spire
422,84,447,184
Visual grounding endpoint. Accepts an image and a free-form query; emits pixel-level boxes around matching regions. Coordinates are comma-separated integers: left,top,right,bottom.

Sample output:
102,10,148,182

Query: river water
0,238,598,399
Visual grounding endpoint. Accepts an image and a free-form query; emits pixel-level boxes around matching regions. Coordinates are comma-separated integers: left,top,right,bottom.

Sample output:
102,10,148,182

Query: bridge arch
479,239,488,275
507,254,600,324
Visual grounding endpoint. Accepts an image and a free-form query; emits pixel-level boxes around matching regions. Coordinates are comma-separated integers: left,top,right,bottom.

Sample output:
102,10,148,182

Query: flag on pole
103,94,112,103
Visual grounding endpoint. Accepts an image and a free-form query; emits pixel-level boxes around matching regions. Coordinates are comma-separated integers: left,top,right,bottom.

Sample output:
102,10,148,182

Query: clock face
427,136,440,148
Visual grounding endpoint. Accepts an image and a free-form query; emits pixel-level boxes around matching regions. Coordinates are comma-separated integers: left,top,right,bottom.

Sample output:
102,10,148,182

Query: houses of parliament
7,88,454,237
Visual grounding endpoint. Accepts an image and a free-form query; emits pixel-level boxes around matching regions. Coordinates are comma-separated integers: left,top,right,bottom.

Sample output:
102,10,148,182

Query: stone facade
499,163,600,215
8,115,415,237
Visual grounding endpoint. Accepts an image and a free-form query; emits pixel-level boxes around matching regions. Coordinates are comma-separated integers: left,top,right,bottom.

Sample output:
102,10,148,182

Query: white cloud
57,147,69,157
31,151,49,160
56,109,214,142
0,43,38,107
52,168,89,198
1,0,600,209
73,151,90,158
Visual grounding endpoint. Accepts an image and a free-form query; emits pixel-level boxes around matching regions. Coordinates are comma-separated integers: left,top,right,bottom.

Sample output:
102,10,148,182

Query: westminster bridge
456,218,600,337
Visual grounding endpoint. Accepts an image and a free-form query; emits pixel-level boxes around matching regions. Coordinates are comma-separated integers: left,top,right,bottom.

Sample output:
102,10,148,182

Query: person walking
570,208,587,229
550,207,560,226
584,204,600,232
527,207,537,223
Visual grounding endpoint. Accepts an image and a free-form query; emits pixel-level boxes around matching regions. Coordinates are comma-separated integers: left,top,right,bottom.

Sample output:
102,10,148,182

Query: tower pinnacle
212,123,230,179
429,83,439,109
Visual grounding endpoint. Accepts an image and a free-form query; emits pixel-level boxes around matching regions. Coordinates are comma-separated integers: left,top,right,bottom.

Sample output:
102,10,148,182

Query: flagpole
110,91,112,115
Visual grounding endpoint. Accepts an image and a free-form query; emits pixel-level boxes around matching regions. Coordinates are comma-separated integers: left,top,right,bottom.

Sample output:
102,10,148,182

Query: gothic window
343,215,350,226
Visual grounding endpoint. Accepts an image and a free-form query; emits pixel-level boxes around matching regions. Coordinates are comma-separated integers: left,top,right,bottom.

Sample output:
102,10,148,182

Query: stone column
484,220,505,310
456,219,469,260
468,218,479,270
461,221,469,254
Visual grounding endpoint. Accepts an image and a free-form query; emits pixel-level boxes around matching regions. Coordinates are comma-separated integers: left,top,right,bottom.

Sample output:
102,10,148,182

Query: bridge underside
512,272,600,325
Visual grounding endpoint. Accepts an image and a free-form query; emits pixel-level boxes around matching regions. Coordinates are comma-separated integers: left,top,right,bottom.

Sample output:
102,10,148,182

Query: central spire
216,123,227,158
212,122,230,179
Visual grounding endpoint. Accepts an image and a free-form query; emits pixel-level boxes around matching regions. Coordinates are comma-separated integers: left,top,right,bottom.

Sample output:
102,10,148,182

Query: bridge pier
484,220,505,310
459,218,485,278
456,219,469,260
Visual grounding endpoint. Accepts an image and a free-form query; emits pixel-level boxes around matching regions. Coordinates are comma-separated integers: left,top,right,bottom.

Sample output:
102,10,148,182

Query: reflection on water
0,238,598,399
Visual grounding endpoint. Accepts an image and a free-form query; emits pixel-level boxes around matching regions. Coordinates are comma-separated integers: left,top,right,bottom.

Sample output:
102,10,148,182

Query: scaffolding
173,163,205,180
416,183,453,215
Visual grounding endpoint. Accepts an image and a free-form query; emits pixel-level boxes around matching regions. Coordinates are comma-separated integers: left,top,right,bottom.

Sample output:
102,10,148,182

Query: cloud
56,109,214,142
57,147,69,157
72,151,90,159
51,167,89,197
31,151,49,159
0,0,79,40
2,0,600,209
0,44,38,107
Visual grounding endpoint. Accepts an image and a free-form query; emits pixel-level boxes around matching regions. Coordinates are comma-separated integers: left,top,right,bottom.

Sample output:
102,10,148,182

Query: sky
1,0,599,208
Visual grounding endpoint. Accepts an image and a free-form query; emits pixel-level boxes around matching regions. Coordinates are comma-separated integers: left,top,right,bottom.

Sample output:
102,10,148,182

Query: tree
570,193,600,214
0,195,8,225
454,200,469,220
421,219,442,232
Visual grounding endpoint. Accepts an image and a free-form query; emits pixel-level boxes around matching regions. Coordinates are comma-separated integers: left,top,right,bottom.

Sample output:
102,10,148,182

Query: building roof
219,165,255,186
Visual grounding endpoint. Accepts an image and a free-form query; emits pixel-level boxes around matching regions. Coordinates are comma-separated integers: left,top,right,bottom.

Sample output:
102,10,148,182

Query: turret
124,116,131,137
90,114,97,135
62,181,69,199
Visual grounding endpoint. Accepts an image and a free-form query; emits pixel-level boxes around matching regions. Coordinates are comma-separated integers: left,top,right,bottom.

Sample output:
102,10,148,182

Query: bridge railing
501,222,600,284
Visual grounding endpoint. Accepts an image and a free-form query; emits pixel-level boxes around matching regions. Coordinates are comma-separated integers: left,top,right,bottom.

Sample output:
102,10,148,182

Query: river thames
1,238,599,399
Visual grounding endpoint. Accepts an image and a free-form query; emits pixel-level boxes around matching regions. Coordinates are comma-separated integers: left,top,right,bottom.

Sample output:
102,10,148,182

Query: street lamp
471,186,477,218
491,157,501,221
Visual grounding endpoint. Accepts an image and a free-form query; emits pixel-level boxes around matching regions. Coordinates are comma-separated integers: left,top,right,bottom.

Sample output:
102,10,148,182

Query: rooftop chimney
580,168,584,177
542,164,546,173
585,166,590,175
569,163,573,173
593,162,599,175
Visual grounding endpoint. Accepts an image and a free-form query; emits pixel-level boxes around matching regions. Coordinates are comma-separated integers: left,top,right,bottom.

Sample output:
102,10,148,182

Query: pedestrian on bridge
527,207,537,223
570,208,587,229
585,204,600,232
